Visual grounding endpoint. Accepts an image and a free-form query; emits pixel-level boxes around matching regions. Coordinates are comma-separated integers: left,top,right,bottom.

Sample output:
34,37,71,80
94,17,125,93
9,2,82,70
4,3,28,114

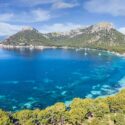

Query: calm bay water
0,48,125,111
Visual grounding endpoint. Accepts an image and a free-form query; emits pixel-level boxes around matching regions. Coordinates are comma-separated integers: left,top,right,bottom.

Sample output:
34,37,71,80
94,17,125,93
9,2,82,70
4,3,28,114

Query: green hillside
48,23,125,53
3,28,53,46
2,22,125,53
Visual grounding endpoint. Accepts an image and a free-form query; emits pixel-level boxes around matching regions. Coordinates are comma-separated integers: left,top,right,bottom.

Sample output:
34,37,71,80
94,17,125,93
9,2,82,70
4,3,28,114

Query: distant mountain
46,22,125,53
2,22,125,53
3,27,53,46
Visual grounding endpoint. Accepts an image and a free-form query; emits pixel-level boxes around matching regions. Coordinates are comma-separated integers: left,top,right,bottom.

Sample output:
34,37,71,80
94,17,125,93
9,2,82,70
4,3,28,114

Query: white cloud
0,9,51,23
27,9,51,22
84,0,125,16
18,0,78,9
52,1,78,9
0,13,14,22
0,0,78,24
19,0,57,6
40,23,84,33
0,22,24,36
0,22,84,36
118,27,125,34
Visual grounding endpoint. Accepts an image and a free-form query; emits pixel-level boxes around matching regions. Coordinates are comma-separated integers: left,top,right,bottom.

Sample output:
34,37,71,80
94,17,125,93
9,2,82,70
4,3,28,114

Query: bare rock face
91,22,114,32
22,26,34,31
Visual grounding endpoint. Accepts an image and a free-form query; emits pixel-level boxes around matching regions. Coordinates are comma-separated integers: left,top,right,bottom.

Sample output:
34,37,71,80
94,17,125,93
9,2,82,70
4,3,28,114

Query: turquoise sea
0,48,125,111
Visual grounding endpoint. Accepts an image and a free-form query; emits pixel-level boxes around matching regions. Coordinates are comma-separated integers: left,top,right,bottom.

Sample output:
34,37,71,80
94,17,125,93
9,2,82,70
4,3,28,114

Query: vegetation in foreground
1,90,125,125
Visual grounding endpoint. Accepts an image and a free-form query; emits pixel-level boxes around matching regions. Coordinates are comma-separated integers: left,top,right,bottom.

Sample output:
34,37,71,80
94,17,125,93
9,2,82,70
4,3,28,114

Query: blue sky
0,0,125,37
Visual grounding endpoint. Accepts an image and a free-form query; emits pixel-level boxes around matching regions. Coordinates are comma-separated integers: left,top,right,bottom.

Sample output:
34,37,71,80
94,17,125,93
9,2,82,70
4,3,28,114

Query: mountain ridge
1,22,125,53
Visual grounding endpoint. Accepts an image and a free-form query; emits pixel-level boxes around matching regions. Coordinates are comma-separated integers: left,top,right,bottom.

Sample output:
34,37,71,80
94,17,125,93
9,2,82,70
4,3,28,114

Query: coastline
0,43,125,57
0,43,125,112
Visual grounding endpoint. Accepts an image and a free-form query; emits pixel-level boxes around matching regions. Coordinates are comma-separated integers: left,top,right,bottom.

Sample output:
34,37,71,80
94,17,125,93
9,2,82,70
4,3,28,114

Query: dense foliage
1,89,125,125
50,28,125,53
3,29,53,46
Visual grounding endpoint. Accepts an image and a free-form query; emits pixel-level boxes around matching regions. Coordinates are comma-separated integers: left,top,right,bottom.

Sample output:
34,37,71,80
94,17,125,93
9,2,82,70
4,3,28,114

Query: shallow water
0,48,125,111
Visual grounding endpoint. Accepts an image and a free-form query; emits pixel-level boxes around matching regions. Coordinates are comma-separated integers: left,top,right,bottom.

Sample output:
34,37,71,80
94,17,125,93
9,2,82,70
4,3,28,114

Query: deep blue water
0,48,125,111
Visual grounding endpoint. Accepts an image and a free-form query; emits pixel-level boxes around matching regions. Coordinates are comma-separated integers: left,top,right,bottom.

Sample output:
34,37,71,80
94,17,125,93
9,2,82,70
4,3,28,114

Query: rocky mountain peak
91,22,114,32
19,27,40,36
22,26,34,31
21,26,38,33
